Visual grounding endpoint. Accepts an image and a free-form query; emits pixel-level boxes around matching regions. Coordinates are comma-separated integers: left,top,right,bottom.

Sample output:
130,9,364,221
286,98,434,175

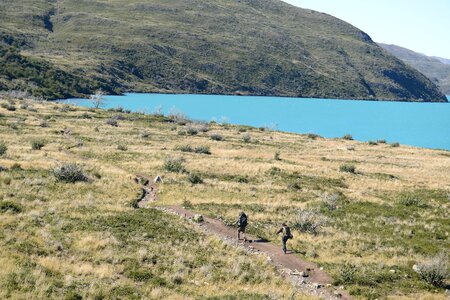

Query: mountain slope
380,43,450,94
0,0,446,102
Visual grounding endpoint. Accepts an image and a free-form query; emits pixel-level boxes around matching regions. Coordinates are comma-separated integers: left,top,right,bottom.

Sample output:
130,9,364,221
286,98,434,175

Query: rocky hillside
0,0,447,102
380,43,450,94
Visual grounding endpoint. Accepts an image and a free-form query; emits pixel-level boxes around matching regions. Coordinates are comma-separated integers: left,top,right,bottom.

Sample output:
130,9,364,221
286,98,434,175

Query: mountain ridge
0,0,447,102
379,43,450,95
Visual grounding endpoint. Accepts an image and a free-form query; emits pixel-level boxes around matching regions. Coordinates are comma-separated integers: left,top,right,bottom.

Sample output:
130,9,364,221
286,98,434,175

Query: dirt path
135,176,350,299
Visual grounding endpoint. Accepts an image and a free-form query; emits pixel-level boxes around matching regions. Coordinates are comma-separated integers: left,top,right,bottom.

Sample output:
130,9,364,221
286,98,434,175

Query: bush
39,120,49,128
287,181,301,191
377,139,387,144
175,145,193,152
343,134,353,140
31,140,45,150
0,142,7,156
368,140,378,146
414,253,448,287
163,157,185,173
106,119,118,127
117,144,128,151
235,175,249,183
141,131,150,139
242,134,251,143
307,133,320,140
182,199,193,208
293,209,328,235
339,262,358,284
194,145,211,155
53,164,88,183
323,193,341,211
210,134,223,141
186,126,198,136
340,164,356,174
112,114,126,121
274,151,281,160
399,196,426,208
0,201,23,214
390,142,400,148
188,173,203,184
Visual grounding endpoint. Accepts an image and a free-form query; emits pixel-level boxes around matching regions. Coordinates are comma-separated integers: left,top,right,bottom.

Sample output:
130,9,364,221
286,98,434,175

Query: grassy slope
379,43,450,94
1,98,449,299
0,0,446,102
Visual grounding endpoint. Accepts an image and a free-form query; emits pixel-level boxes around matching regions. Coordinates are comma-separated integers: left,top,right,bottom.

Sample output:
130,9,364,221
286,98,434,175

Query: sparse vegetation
342,134,353,140
242,134,251,143
31,139,45,150
106,119,118,127
0,100,448,299
293,210,328,235
53,164,88,183
339,164,356,174
0,142,6,156
163,157,186,173
414,253,448,287
210,133,224,141
188,173,203,184
117,144,128,151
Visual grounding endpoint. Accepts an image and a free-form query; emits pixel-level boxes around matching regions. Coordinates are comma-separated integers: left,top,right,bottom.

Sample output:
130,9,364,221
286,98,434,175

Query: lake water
62,93,450,150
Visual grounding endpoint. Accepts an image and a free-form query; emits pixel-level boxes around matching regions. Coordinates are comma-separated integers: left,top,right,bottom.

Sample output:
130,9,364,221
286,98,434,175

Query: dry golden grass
0,98,449,299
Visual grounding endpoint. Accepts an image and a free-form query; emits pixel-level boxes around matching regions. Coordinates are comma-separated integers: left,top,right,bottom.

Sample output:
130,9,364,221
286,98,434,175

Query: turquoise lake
63,94,450,150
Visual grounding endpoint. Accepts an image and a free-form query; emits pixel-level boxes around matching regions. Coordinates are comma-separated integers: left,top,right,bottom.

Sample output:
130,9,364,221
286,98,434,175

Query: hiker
236,211,248,241
276,222,293,254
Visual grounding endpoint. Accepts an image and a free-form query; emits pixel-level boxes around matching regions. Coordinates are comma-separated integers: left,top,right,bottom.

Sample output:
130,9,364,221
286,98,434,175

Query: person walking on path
236,211,248,241
277,222,293,254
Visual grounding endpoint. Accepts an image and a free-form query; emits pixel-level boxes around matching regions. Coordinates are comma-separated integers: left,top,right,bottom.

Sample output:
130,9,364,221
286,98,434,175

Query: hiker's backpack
285,226,293,239
239,213,248,227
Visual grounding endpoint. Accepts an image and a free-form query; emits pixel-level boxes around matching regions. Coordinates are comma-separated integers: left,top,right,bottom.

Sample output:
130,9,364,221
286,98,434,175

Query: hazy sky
283,0,450,58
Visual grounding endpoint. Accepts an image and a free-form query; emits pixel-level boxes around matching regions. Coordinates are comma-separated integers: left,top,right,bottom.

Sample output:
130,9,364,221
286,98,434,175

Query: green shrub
274,151,281,160
307,133,320,140
175,145,193,152
242,134,251,143
194,145,211,155
117,144,128,151
188,173,203,184
163,157,185,173
182,199,193,208
293,209,328,235
399,196,426,207
368,140,378,146
340,164,356,174
106,119,118,127
414,252,448,287
0,201,23,213
0,142,7,156
342,134,353,140
210,134,223,141
377,139,387,144
186,126,198,135
31,140,45,150
53,164,88,183
338,262,358,284
390,142,400,148
235,175,249,183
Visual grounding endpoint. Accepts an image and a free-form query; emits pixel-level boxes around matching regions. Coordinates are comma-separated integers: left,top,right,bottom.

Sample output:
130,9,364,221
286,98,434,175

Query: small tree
90,90,105,109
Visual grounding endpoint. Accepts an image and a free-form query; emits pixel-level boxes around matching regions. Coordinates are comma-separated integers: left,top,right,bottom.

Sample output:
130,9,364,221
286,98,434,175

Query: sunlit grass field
0,98,448,299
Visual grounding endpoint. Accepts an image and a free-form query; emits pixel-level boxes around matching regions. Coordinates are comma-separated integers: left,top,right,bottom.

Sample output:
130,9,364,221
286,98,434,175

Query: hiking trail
135,176,350,300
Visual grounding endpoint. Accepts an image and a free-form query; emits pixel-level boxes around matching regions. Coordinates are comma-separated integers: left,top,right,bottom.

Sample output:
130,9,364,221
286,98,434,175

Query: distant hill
380,43,450,94
0,0,446,102
432,56,450,65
